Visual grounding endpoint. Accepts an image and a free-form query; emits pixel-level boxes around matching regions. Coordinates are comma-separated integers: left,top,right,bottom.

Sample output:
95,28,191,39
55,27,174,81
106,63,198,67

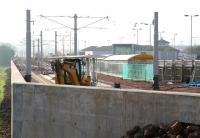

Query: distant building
113,39,179,60
113,44,153,55
112,44,134,55
79,46,112,56
158,38,170,46
80,39,180,60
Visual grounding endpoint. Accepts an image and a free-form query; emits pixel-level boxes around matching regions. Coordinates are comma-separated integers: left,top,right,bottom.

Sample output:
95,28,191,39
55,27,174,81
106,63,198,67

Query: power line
40,15,73,30
44,27,68,31
78,16,109,30
40,15,74,18
41,15,108,19
80,27,107,30
39,14,109,55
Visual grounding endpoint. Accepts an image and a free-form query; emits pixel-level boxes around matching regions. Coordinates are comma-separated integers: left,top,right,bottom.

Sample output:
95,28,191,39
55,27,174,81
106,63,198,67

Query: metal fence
97,60,200,82
97,61,153,81
122,64,153,81
97,62,124,77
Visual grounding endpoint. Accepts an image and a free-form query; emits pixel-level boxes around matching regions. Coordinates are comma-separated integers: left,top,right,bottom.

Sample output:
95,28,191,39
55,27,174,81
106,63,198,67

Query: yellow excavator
51,57,91,86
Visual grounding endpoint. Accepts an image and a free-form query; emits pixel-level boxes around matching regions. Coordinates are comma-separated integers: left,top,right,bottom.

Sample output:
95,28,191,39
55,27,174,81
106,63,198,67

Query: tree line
0,43,15,67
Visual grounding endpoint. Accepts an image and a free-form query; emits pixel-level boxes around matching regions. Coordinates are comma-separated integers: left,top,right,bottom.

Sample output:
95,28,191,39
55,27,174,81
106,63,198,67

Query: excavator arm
51,58,91,86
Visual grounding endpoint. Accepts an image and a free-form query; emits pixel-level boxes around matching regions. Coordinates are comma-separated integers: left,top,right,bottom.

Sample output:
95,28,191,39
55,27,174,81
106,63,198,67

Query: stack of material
184,81,200,87
121,121,200,138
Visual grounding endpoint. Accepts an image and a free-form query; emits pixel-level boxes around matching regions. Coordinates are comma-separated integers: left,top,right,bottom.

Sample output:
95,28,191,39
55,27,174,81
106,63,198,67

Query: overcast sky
1,0,200,53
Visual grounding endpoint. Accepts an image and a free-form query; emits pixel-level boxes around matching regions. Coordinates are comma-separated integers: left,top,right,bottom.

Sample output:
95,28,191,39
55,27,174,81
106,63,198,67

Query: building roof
133,45,179,52
159,46,179,51
158,39,170,45
104,54,137,61
81,44,179,53
113,44,133,46
97,46,112,51
104,54,153,61
81,46,112,52
81,46,98,51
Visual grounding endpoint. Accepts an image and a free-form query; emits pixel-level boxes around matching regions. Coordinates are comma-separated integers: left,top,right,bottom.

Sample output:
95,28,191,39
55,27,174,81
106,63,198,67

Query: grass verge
0,68,6,103
0,68,10,138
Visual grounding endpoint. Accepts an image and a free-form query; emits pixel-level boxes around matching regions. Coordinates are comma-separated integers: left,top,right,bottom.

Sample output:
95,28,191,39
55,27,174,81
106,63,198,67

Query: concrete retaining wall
12,82,200,138
11,61,200,138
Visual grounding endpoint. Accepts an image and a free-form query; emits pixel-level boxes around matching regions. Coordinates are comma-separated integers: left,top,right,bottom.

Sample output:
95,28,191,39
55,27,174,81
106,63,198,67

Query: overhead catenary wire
80,27,107,30
40,15,73,30
78,16,109,30
42,15,108,19
39,14,109,55
40,15,109,30
44,27,68,31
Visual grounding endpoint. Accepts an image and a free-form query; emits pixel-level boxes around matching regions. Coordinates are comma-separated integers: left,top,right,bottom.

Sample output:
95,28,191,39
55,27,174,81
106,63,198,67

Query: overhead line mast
40,14,109,55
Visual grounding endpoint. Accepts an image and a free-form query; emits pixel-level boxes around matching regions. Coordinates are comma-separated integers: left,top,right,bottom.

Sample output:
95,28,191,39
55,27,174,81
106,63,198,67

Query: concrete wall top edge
11,60,26,83
13,82,200,97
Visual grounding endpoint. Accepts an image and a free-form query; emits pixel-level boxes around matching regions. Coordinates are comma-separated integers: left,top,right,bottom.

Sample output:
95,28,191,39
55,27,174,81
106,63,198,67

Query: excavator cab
51,57,91,86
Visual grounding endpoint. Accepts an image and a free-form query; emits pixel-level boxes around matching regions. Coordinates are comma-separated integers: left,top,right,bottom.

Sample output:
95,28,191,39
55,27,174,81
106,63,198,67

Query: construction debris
121,121,200,138
183,81,200,87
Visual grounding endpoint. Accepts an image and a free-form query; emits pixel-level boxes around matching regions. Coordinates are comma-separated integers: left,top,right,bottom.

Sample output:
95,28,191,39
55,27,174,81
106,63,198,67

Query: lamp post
159,31,165,40
173,33,177,49
141,23,152,46
184,14,199,55
133,27,142,45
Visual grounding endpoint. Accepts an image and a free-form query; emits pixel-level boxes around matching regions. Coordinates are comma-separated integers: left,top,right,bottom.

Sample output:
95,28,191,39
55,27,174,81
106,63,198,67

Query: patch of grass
0,68,10,138
0,110,3,127
0,68,7,136
0,68,6,104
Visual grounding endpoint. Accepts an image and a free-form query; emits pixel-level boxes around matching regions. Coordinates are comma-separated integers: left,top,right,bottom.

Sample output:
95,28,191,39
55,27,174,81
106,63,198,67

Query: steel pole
55,31,57,56
62,36,64,56
150,24,151,46
70,32,72,55
40,31,43,59
136,29,138,45
191,16,193,55
174,36,176,48
32,40,35,58
74,14,78,55
153,12,159,90
92,58,96,86
40,31,43,72
37,38,40,68
25,9,31,82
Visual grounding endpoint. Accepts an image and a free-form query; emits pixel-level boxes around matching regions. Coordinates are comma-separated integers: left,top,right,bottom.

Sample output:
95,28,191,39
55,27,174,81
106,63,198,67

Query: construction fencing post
92,58,97,86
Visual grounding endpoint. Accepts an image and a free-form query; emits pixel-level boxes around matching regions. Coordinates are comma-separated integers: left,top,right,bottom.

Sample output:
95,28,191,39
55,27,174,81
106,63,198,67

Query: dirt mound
121,121,200,138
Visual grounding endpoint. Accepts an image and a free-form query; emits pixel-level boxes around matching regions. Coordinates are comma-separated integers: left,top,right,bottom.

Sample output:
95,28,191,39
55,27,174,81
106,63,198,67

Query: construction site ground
33,71,200,93
34,71,200,93
97,73,200,93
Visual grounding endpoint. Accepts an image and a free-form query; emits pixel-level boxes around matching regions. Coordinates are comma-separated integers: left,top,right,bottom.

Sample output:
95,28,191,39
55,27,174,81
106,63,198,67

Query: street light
141,23,152,46
133,23,142,45
192,37,200,45
184,14,199,55
170,39,174,47
159,31,165,40
133,28,142,45
173,33,178,48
